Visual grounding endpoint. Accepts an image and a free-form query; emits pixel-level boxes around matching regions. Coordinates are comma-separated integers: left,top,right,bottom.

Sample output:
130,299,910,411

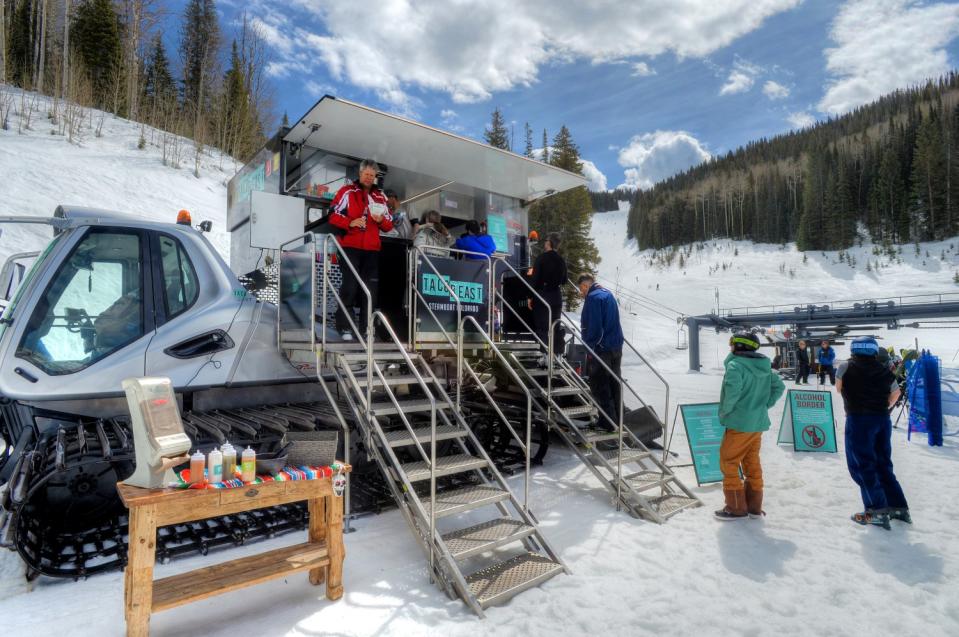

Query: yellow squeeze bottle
241,446,256,482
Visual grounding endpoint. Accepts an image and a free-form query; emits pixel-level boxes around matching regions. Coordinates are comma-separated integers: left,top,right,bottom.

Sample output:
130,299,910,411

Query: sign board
415,256,489,342
486,213,508,253
778,389,837,453
251,191,305,250
679,403,725,485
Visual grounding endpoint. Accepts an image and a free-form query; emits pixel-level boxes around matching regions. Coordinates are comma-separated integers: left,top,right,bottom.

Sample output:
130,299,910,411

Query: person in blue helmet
836,336,909,529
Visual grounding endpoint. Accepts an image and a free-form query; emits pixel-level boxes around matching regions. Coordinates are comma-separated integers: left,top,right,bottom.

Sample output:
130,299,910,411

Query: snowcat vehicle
0,96,698,615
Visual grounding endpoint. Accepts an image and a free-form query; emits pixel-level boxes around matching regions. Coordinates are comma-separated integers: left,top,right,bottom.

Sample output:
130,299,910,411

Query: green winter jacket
719,352,786,432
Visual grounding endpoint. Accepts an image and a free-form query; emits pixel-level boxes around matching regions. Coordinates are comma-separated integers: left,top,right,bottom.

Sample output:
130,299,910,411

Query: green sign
778,389,837,453
680,403,725,485
486,214,508,253
421,273,484,303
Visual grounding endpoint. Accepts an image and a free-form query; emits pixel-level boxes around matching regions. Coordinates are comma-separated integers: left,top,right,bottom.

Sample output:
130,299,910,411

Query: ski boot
851,510,891,530
888,507,912,524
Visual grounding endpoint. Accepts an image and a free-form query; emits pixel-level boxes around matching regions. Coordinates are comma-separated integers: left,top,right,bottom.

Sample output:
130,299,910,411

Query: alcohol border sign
777,389,837,453
679,403,725,485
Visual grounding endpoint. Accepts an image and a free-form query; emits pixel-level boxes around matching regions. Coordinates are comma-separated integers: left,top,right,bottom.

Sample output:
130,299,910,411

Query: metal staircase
485,262,702,523
280,234,568,617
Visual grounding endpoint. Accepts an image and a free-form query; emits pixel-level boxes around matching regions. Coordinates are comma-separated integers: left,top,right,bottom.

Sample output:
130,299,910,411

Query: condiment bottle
190,450,206,485
208,447,223,484
221,442,237,478
241,446,256,482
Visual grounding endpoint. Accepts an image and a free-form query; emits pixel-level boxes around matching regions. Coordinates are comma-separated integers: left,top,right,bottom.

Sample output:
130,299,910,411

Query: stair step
496,342,542,351
323,342,403,352
581,429,621,443
421,485,510,518
363,374,433,387
622,470,670,493
371,399,451,417
385,424,468,447
465,552,564,609
339,352,413,362
598,447,651,465
442,518,536,561
560,405,595,418
646,494,701,519
521,368,551,377
545,386,587,397
402,454,487,481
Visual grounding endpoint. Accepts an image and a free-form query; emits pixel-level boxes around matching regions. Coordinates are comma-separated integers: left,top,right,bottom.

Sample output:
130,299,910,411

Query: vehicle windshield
0,234,64,342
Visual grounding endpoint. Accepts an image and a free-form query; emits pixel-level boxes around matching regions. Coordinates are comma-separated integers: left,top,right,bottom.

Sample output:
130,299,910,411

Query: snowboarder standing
817,340,837,386
796,340,810,384
715,332,786,521
836,336,909,529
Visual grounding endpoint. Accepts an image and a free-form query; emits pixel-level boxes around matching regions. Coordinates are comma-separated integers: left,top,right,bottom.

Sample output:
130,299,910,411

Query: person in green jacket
715,332,786,521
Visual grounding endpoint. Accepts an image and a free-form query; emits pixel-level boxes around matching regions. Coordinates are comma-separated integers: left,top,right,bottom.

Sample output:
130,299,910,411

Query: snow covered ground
1,96,959,635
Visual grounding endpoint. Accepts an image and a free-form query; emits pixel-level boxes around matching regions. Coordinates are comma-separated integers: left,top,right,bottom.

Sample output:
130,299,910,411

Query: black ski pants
335,247,379,337
589,349,623,430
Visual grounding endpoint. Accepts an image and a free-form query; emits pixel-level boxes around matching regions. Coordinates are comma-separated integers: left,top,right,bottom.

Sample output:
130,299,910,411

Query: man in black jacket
795,339,810,384
528,233,567,358
836,336,909,530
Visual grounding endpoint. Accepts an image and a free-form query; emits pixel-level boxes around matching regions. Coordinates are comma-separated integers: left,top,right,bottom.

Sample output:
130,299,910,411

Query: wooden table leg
125,505,158,637
325,493,345,601
307,496,327,586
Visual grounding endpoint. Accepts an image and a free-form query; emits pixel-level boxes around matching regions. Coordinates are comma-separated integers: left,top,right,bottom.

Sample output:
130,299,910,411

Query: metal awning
284,97,585,202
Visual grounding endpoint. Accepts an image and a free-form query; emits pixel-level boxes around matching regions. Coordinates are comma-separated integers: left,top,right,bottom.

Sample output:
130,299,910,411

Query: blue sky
178,0,959,190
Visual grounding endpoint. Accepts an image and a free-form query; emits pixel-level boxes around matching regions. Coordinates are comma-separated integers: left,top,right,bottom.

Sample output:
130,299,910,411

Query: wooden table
117,467,349,637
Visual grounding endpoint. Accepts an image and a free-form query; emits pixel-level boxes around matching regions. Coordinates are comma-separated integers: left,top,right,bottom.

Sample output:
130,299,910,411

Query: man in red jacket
328,159,393,340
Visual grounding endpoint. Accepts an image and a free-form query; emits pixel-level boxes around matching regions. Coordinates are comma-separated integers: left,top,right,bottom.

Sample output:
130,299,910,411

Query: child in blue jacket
817,340,837,386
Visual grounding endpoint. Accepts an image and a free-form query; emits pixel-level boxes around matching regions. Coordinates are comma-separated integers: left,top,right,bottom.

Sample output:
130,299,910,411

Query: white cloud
531,148,607,191
262,0,800,106
440,109,457,120
787,111,816,129
580,159,608,191
632,62,656,77
819,0,959,114
719,59,762,96
762,80,790,99
617,131,711,190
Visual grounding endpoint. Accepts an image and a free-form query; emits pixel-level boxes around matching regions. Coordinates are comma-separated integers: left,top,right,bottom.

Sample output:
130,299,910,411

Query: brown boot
714,489,747,521
744,483,765,519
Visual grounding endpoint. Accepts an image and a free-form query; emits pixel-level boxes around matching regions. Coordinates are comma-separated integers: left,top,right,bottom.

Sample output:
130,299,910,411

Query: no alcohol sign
778,389,838,453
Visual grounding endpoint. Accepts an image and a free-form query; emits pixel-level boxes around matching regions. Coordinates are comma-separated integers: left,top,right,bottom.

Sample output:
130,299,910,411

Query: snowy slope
1,101,959,635
0,86,233,267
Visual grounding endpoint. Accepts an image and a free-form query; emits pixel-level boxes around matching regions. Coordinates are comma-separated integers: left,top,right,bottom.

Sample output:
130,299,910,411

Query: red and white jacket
328,182,394,251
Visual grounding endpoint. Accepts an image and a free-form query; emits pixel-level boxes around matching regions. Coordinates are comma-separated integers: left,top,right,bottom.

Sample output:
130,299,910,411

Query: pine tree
71,0,122,104
529,126,599,308
142,33,175,107
281,111,290,127
541,129,549,163
523,122,533,158
9,0,35,86
180,0,220,122
910,110,947,240
484,107,509,150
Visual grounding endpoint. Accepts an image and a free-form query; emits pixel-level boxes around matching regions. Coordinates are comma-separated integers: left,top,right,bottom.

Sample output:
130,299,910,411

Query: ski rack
278,234,567,616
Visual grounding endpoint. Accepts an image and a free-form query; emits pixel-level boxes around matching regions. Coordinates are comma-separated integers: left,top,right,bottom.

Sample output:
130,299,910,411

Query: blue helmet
850,336,879,357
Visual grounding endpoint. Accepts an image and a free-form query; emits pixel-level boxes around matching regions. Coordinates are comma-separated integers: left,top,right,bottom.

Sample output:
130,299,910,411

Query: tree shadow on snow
859,534,944,586
716,522,797,583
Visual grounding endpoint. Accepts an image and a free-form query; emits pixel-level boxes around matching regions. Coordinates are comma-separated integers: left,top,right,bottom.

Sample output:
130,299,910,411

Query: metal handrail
489,255,554,412
460,315,533,513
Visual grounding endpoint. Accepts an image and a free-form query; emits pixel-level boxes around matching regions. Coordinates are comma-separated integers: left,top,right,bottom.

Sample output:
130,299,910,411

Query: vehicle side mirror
197,220,213,233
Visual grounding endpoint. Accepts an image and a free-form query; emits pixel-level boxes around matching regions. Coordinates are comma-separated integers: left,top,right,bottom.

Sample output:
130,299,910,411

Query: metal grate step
402,454,487,481
647,494,700,519
581,429,621,443
465,552,564,609
599,447,651,465
339,352,413,361
442,518,535,561
421,485,510,519
623,470,669,493
560,405,595,418
371,399,451,417
384,424,468,447
545,386,587,397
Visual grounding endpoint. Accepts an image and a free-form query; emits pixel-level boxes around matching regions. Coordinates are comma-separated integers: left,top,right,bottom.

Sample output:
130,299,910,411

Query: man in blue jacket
818,340,837,386
578,274,625,431
453,220,496,259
